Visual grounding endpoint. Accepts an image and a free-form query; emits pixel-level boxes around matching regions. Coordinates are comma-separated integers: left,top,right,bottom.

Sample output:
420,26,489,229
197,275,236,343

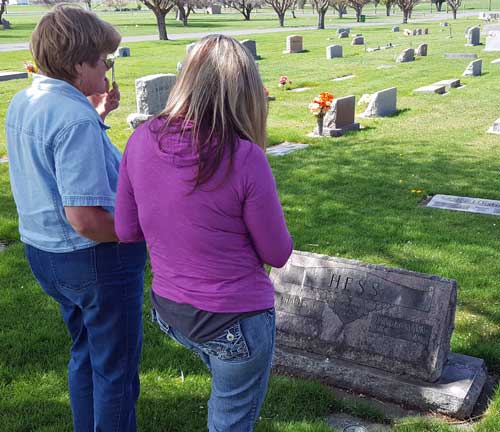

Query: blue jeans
25,242,147,432
152,307,276,432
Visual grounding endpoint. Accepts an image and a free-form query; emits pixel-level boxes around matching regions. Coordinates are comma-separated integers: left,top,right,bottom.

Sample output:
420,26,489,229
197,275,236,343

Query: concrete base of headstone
266,142,308,156
127,113,152,129
309,122,360,138
434,79,461,89
332,75,355,81
487,118,500,134
274,349,487,418
413,84,447,94
288,87,311,92
283,49,305,54
358,87,397,118
0,71,28,82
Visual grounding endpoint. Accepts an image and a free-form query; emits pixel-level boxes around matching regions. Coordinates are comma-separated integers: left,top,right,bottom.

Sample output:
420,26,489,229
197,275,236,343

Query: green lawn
1,16,500,432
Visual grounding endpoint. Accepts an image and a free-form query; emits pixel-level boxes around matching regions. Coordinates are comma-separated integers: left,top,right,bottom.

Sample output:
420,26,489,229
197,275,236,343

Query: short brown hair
30,4,121,83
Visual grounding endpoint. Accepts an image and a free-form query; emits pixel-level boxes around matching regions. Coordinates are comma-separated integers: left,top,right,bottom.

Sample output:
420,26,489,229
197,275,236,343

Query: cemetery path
0,11,484,52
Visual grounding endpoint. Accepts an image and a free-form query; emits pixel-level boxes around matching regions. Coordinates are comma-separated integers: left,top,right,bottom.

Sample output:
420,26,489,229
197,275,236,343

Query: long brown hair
158,35,268,187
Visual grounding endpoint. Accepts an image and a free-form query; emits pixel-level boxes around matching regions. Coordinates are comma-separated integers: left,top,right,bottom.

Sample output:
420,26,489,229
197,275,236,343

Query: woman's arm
65,206,118,242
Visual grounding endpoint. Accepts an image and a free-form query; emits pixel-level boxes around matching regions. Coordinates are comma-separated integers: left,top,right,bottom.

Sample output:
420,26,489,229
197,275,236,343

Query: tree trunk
338,8,344,18
243,7,251,20
452,7,457,18
317,9,326,28
278,12,285,26
0,0,6,23
292,9,296,18
356,8,361,22
155,10,168,40
436,1,442,11
386,3,391,16
402,9,409,23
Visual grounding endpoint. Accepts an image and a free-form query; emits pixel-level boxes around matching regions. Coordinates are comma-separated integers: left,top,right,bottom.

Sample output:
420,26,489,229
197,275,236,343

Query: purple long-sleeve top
115,118,293,313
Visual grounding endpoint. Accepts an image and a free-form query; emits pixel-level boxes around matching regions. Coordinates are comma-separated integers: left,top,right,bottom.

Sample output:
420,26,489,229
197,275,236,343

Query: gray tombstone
270,250,487,418
207,4,221,13
424,28,429,34
116,46,130,57
127,74,176,128
326,45,343,59
434,78,461,89
392,26,400,32
416,43,428,56
487,118,500,134
351,36,364,45
283,35,304,54
339,32,349,39
413,84,447,94
445,52,478,59
412,29,418,36
336,27,350,35
241,39,261,60
485,31,500,51
186,42,197,55
465,26,481,46
440,21,449,26
417,28,423,35
2,19,11,29
0,71,28,82
360,87,397,117
396,48,415,63
463,59,482,76
316,95,360,137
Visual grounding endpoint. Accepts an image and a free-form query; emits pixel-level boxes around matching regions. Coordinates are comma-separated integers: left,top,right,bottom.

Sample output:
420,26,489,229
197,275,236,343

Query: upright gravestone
466,26,481,46
316,95,360,137
207,4,221,14
351,36,364,45
463,59,482,76
326,45,343,59
485,31,500,51
241,39,261,60
396,48,415,62
392,26,400,32
359,87,397,117
487,118,500,134
424,28,429,34
339,32,349,39
283,35,304,54
116,47,131,57
1,19,11,30
336,27,350,35
127,74,177,129
270,250,487,418
417,28,423,35
416,43,428,56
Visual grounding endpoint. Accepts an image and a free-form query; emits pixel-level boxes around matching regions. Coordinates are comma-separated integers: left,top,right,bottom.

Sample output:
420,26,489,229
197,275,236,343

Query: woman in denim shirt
5,5,146,432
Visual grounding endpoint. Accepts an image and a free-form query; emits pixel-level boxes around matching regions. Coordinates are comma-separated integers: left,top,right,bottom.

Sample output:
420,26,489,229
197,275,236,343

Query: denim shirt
6,74,122,252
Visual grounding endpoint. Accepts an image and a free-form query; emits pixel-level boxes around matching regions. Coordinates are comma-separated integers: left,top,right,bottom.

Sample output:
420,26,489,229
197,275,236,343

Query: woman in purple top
115,34,293,431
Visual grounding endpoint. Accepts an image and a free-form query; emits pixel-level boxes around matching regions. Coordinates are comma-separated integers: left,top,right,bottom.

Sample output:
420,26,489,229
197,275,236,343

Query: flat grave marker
427,194,500,216
0,71,28,82
445,53,477,59
413,84,446,94
266,142,309,156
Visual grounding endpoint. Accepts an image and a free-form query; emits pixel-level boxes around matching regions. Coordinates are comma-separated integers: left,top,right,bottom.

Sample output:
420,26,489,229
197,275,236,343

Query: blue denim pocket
198,321,250,361
49,247,97,291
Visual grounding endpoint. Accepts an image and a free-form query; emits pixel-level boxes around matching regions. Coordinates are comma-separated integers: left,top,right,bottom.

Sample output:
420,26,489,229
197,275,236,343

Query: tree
175,0,196,25
0,0,7,25
264,0,295,26
395,0,419,23
330,0,348,18
138,0,176,39
446,0,461,18
223,0,262,20
433,0,445,11
347,0,369,22
380,0,395,15
311,0,329,28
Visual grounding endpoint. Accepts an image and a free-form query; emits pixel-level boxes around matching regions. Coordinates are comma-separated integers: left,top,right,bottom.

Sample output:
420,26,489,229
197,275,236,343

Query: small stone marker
427,194,500,216
465,26,481,46
0,71,28,82
271,250,487,418
416,43,428,56
283,35,304,54
396,48,415,63
314,95,360,137
2,19,11,30
416,28,423,35
336,27,350,35
332,74,355,81
127,74,176,129
339,32,349,39
351,36,364,45
424,28,429,34
241,39,261,60
266,142,308,156
440,22,449,26
413,84,447,94
392,26,400,32
116,47,130,57
492,58,500,64
288,87,311,92
326,45,343,59
434,78,461,89
463,59,482,76
487,118,500,134
412,29,417,36
445,52,477,59
485,31,500,51
377,64,395,69
359,87,397,117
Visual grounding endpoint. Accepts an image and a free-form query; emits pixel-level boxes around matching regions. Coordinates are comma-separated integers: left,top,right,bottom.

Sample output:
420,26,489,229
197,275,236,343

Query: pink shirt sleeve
115,144,145,243
242,146,293,268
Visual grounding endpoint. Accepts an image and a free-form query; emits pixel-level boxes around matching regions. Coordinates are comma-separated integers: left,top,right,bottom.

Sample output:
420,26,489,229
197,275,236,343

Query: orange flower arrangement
23,60,38,74
308,92,334,117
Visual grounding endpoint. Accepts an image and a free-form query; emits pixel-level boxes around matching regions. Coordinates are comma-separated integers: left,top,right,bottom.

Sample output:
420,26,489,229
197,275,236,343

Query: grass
1,15,500,432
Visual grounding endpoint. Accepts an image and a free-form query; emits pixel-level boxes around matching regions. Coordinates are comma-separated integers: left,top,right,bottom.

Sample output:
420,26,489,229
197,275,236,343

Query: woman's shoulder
234,137,268,168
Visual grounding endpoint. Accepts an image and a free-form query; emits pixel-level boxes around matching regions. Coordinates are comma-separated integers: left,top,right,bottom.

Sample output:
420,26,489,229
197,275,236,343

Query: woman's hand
88,79,120,121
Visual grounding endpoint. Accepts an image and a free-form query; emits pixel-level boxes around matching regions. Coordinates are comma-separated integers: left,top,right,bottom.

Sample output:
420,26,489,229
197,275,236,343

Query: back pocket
50,247,97,291
198,321,250,361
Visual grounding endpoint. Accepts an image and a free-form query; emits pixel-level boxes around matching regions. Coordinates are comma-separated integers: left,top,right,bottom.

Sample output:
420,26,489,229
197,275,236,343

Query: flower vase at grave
316,116,324,136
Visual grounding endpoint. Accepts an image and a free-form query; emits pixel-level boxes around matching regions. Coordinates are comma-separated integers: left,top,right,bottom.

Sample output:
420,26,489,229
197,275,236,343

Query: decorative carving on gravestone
463,59,482,76
314,95,360,137
416,43,428,56
283,35,304,54
326,45,343,59
271,250,487,418
359,87,397,117
127,74,176,129
241,39,261,60
396,48,415,63
465,26,481,46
